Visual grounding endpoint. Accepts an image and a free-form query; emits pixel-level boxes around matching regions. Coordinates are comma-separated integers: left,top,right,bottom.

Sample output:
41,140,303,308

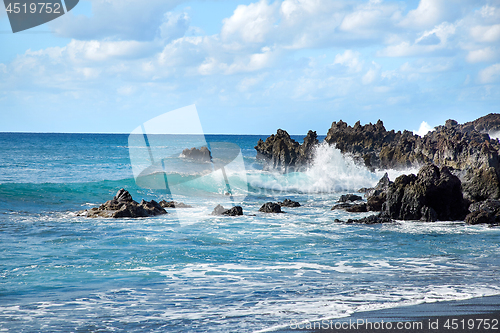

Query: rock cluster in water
211,204,244,216
257,114,500,224
181,146,212,162
159,201,193,208
78,189,167,218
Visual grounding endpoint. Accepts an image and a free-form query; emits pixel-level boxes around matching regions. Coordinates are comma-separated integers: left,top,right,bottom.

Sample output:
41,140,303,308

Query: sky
0,0,499,135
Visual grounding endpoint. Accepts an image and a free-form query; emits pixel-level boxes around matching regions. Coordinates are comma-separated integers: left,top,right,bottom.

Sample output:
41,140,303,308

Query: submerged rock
338,194,363,203
211,204,243,216
259,202,283,213
78,189,167,218
278,199,301,207
159,200,193,208
181,146,212,162
346,215,393,224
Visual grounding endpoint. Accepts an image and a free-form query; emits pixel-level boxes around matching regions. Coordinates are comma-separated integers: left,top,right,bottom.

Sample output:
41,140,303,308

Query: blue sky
0,0,499,134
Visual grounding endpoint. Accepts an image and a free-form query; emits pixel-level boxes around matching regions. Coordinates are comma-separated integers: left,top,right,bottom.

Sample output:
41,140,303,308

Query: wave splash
247,142,418,194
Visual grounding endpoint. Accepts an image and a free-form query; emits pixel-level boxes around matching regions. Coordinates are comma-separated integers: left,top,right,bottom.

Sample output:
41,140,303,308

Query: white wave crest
248,142,418,194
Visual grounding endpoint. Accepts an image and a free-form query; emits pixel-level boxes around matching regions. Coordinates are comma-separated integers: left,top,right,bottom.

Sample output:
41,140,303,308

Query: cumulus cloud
221,0,278,44
333,50,363,72
479,63,500,84
49,0,185,40
467,47,497,63
470,24,500,43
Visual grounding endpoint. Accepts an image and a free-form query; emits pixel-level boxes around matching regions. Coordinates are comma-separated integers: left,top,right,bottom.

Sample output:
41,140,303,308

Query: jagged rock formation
255,129,318,171
211,204,243,216
78,189,167,218
324,116,500,202
181,146,212,162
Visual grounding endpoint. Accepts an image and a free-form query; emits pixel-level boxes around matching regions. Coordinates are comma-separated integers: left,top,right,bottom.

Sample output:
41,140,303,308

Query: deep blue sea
1,133,500,332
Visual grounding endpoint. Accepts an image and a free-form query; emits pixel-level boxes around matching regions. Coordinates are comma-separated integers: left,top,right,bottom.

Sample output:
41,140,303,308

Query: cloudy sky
1,0,499,135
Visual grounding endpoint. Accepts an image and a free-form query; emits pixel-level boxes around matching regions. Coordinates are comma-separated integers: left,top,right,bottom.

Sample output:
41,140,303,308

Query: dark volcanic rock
159,200,193,208
324,116,500,202
382,164,467,221
331,203,354,210
339,194,363,202
461,167,500,202
211,204,227,215
458,113,500,134
346,203,368,213
278,199,301,207
259,202,283,213
346,214,393,224
211,204,244,216
223,206,244,216
367,194,386,212
79,189,167,218
465,199,500,225
366,173,393,211
255,129,318,171
181,146,212,162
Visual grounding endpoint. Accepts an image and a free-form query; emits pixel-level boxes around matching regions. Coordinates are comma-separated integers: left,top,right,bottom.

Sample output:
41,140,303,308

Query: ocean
1,133,500,332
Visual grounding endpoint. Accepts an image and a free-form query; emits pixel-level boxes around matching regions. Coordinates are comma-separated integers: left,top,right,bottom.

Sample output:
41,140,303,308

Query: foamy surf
247,142,419,194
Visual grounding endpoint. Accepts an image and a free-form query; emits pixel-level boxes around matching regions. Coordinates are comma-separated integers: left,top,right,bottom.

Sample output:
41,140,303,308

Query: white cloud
470,24,500,43
399,0,466,29
333,50,363,72
221,0,278,44
50,0,185,40
159,12,191,42
339,0,400,35
467,47,497,63
379,22,456,57
66,40,158,62
479,63,500,84
362,69,377,85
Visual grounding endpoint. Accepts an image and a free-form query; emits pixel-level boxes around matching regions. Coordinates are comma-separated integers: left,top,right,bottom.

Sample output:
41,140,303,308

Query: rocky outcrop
159,201,193,208
181,146,212,162
324,117,500,202
255,129,318,171
465,199,500,225
78,189,167,218
259,202,283,213
381,164,467,222
211,204,243,216
278,199,301,207
457,113,500,135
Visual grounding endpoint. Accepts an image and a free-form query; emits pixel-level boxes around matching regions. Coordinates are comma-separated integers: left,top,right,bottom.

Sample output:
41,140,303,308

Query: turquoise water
1,133,500,332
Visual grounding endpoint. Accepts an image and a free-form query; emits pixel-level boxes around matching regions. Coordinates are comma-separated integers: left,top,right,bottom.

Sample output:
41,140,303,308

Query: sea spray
247,142,419,194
